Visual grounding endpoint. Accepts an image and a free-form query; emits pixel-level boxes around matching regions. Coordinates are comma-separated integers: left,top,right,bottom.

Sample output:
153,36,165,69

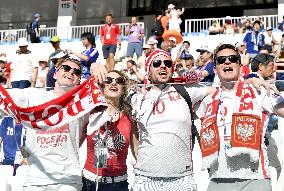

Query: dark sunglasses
60,65,82,76
104,77,125,85
216,55,240,64
152,60,173,68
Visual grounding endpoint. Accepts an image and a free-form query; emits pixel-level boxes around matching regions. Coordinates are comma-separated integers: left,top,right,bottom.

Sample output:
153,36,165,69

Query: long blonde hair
101,70,133,117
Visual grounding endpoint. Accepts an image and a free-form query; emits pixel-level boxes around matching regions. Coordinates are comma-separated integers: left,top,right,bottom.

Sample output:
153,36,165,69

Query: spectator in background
243,20,265,59
4,23,16,43
161,9,169,31
100,14,122,72
176,41,191,61
151,11,164,48
256,16,265,31
208,20,222,35
275,34,284,91
30,13,41,43
263,27,278,52
195,45,215,82
245,53,275,80
160,40,171,54
169,37,179,62
222,16,237,35
10,38,38,89
68,32,99,80
35,58,49,88
167,3,185,33
146,38,158,52
123,60,144,83
278,15,284,32
235,41,250,66
46,36,63,90
136,43,153,68
0,54,11,87
238,17,253,34
181,54,194,70
125,16,144,61
0,117,26,176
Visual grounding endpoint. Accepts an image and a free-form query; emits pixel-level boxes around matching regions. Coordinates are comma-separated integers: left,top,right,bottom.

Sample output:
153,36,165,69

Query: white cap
168,4,175,9
143,44,151,49
225,16,231,20
147,38,158,45
18,38,28,46
169,36,176,42
196,44,214,53
235,41,245,48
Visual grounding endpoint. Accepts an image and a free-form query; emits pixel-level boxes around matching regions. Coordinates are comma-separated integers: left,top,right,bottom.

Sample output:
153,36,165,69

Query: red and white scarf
200,82,267,168
0,78,107,131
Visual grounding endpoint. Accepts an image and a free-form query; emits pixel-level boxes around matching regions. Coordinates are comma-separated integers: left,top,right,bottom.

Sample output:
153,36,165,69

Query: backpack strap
173,84,200,149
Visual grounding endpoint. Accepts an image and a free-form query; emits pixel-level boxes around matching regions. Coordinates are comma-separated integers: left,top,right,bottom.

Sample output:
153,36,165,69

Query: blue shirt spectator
67,32,99,80
80,47,99,79
243,20,265,57
201,61,215,82
0,117,25,175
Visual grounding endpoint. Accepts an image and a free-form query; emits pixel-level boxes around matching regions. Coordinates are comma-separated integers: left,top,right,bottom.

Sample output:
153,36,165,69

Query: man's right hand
91,62,107,83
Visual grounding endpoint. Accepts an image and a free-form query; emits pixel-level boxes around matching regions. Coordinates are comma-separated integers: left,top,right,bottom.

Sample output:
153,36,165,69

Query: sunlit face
55,60,81,87
237,44,245,52
81,37,90,48
149,55,173,84
131,17,137,24
103,72,124,100
126,62,134,72
253,23,260,32
260,61,275,80
39,61,47,69
215,48,241,82
183,42,190,49
266,30,272,36
106,16,113,25
199,51,211,63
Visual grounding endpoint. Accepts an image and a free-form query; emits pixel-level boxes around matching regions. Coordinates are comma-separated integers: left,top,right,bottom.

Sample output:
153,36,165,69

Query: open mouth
63,75,74,80
159,70,167,76
223,67,233,72
109,86,118,92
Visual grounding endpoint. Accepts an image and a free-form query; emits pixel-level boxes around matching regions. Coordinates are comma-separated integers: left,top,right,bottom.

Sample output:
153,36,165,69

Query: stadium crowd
0,3,284,191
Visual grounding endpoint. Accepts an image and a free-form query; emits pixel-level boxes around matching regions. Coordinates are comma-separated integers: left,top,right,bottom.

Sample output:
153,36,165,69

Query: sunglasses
104,77,125,85
152,60,173,68
216,55,240,64
60,65,82,76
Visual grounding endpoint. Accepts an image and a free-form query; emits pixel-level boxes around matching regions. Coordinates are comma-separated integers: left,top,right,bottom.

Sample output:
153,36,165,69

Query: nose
224,57,231,64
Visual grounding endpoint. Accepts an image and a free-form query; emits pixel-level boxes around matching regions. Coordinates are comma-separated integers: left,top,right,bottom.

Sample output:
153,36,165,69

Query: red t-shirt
100,24,121,45
84,112,132,176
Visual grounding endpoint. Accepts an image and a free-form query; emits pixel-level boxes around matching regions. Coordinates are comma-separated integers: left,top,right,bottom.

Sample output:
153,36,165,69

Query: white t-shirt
6,88,108,186
197,86,284,179
10,53,38,82
132,84,207,177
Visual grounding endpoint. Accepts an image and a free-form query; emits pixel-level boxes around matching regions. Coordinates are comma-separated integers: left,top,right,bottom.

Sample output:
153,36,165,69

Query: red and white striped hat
144,49,172,84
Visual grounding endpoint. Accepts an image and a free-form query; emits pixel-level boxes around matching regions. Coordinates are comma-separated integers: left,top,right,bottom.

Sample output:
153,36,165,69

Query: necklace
107,101,121,121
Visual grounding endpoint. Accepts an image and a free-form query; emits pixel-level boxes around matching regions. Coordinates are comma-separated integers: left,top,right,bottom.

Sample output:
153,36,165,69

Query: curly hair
100,70,133,118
